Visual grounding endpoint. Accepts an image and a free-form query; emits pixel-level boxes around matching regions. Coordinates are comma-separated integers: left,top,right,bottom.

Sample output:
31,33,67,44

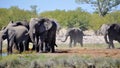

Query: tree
30,5,37,15
40,8,90,30
75,0,120,17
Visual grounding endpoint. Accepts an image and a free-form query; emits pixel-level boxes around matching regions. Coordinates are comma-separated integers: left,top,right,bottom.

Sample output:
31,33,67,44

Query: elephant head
0,21,15,55
0,29,7,55
29,18,52,43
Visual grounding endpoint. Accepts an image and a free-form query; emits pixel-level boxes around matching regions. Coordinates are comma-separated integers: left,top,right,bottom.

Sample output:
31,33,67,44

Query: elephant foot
32,47,35,50
50,50,55,53
106,47,110,49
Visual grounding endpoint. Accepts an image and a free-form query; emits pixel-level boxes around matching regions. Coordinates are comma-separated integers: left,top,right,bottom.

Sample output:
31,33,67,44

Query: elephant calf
62,28,84,47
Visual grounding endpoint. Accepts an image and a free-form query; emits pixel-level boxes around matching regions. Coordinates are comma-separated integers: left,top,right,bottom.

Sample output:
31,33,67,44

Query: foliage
40,8,91,30
0,6,37,29
0,6,120,30
90,11,120,30
1,54,120,68
75,0,120,17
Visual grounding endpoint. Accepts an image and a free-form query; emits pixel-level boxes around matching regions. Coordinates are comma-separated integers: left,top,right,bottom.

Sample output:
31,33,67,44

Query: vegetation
40,9,120,30
40,8,90,30
0,6,37,29
0,5,120,30
75,0,120,17
0,54,120,68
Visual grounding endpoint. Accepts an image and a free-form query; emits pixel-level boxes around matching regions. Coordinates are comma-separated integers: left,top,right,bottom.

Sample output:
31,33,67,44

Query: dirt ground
47,48,120,58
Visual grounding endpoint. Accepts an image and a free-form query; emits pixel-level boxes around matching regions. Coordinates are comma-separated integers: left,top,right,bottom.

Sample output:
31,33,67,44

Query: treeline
0,6,120,30
40,8,120,30
0,6,37,29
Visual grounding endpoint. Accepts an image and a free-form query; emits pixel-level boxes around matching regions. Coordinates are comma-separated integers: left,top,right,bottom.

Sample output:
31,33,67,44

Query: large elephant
29,18,57,52
43,20,57,52
0,21,29,54
104,23,120,49
62,28,84,47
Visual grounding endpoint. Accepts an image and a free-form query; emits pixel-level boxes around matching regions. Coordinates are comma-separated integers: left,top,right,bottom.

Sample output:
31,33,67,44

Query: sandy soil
44,48,120,58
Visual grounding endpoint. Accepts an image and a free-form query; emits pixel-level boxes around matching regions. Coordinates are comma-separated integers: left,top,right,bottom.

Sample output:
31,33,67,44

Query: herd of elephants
0,17,120,55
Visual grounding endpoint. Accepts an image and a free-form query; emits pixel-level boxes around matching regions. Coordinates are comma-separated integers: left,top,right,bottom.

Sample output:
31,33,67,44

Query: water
0,53,7,57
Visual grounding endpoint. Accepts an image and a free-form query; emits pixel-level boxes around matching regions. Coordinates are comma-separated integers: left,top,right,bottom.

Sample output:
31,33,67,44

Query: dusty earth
47,48,120,58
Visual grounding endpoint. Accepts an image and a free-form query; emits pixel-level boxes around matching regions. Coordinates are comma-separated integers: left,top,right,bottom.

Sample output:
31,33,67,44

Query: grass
1,54,120,68
1,43,120,68
57,42,120,49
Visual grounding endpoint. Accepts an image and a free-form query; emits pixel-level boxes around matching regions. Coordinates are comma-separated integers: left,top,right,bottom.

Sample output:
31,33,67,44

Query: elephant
13,20,29,30
95,24,111,36
43,20,58,52
0,21,29,54
104,23,120,49
29,18,55,52
62,28,84,47
28,18,58,53
12,20,30,50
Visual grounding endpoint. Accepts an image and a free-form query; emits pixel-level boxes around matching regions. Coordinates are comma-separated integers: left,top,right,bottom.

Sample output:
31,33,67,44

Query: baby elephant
62,28,84,47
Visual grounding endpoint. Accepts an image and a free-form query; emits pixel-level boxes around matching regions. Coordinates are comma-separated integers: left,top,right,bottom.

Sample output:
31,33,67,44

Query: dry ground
52,48,120,58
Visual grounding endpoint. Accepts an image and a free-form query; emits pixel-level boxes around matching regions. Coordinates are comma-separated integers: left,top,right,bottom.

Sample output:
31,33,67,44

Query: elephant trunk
61,35,69,42
28,29,35,43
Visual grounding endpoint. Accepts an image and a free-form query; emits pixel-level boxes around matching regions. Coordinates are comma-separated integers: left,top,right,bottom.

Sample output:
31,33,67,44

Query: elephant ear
44,20,53,30
9,30,15,40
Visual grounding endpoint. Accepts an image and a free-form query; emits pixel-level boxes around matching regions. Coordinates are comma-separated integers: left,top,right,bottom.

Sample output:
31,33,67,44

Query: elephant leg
13,42,18,50
107,35,114,49
50,44,55,53
40,42,43,52
9,40,14,54
45,43,50,52
32,44,35,50
69,38,72,47
18,43,22,53
35,36,39,52
109,39,114,49
7,40,10,55
38,37,42,53
51,46,55,53
22,41,26,52
47,41,54,53
80,39,83,47
51,40,56,53
73,40,77,47
25,41,29,51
